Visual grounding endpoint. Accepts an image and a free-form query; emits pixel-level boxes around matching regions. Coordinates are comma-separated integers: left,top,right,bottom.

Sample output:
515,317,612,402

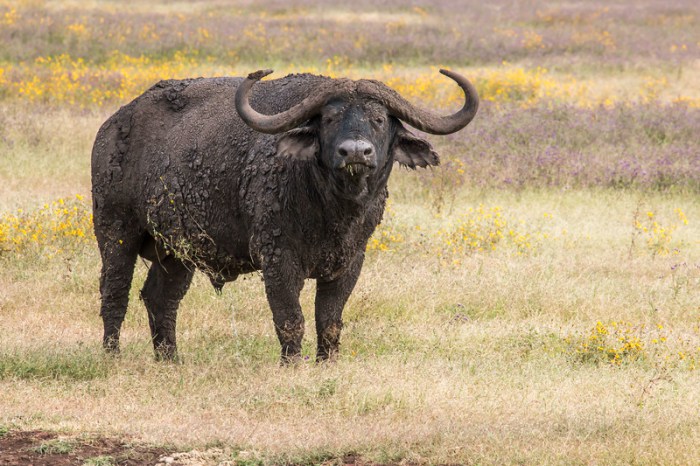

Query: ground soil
0,430,397,465
0,430,172,466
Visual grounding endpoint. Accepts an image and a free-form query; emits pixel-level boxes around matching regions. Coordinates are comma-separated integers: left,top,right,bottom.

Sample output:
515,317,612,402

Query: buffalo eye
373,117,385,126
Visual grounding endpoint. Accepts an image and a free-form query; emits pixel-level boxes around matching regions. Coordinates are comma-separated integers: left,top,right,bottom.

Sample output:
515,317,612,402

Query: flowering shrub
566,320,699,369
366,229,404,252
0,195,94,256
632,207,689,257
3,53,697,110
568,321,645,365
435,206,548,265
366,201,404,252
2,52,209,107
476,66,584,107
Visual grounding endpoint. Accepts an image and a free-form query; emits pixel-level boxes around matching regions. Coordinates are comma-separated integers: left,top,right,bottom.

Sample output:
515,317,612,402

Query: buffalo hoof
316,351,339,364
279,352,303,366
154,344,180,363
103,337,121,355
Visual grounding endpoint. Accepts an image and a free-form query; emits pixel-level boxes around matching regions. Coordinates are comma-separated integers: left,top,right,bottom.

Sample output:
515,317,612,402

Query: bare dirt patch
0,431,390,466
0,430,171,466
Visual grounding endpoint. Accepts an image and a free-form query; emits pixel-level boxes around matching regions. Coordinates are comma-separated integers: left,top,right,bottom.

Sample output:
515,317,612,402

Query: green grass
82,456,115,466
0,348,111,381
33,438,76,455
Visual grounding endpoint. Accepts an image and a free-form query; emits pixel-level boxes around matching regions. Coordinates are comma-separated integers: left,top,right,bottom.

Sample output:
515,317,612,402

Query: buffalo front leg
315,253,364,362
140,256,194,361
263,262,305,364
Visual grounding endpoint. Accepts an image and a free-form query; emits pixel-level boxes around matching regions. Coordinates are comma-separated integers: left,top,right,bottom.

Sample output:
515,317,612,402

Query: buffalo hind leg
315,252,364,362
98,235,140,354
140,256,194,361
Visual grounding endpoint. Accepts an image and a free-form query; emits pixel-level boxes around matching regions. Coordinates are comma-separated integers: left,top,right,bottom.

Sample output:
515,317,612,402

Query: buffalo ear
391,124,440,169
276,126,319,160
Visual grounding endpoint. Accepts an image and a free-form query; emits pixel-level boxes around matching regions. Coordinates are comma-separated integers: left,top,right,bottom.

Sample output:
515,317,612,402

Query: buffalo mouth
339,162,373,178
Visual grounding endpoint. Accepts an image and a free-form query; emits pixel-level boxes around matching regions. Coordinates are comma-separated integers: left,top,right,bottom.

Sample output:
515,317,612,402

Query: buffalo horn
359,69,479,135
235,69,348,134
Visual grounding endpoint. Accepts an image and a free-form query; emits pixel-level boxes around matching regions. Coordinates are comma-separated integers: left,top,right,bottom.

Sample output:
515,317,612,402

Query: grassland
1,0,700,464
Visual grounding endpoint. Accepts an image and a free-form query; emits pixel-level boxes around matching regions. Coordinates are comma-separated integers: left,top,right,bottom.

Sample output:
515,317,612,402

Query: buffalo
91,69,478,362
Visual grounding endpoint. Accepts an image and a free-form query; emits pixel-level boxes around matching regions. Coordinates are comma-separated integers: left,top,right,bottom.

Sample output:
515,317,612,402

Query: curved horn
235,69,346,134
361,69,479,135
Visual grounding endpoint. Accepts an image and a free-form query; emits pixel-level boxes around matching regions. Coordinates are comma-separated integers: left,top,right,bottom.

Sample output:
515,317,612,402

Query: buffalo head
235,69,479,194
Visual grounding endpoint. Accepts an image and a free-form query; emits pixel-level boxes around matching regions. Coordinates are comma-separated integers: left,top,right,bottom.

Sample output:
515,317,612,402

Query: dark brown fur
92,73,446,362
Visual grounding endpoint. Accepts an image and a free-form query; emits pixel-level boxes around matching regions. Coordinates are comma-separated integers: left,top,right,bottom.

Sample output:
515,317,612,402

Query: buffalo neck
278,157,390,234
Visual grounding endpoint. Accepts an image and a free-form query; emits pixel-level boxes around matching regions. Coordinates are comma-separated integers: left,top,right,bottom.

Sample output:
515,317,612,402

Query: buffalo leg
263,263,305,364
315,253,364,361
97,235,140,354
140,256,194,361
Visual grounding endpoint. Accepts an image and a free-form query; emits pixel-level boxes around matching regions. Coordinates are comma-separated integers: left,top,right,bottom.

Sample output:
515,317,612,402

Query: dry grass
0,104,101,209
2,0,700,464
2,160,700,463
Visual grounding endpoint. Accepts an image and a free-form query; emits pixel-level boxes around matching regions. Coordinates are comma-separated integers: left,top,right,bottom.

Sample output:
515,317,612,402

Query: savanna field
1,1,700,464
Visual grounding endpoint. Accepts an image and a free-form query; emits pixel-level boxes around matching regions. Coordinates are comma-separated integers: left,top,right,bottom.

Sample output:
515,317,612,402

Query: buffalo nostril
337,140,375,160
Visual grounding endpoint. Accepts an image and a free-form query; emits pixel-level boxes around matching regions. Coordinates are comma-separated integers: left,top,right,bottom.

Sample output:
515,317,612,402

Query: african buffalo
91,69,478,362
